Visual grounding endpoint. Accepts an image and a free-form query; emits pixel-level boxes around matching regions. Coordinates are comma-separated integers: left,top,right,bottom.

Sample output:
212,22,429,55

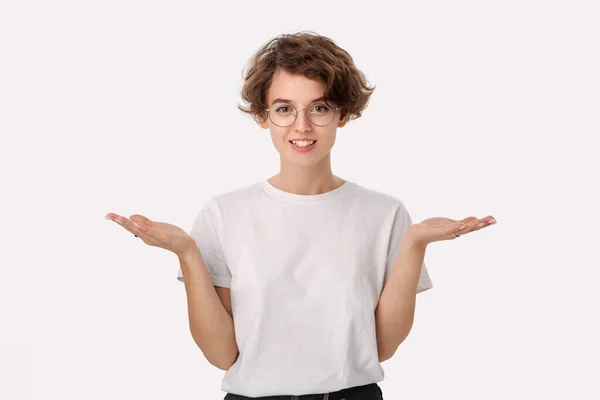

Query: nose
292,109,312,132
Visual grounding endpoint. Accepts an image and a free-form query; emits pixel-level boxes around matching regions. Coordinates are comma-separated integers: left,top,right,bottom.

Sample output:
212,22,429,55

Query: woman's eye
312,104,329,112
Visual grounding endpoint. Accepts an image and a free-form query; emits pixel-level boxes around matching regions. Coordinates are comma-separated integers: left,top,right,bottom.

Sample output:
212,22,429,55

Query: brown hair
237,31,376,124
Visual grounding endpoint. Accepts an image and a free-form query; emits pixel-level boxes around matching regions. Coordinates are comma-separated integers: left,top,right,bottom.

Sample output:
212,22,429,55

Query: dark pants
224,382,383,400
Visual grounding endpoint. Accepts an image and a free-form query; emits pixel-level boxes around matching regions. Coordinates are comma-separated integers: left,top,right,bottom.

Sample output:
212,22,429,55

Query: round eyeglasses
265,102,339,127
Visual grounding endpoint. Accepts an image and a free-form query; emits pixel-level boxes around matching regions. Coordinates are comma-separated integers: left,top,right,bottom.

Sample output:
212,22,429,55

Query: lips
289,140,317,152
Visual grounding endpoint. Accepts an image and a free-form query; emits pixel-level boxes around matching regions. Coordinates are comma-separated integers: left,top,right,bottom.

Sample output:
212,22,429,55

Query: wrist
177,241,199,263
405,227,428,252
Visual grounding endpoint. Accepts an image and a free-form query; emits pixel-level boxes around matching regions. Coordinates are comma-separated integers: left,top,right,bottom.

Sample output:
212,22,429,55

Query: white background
1,0,599,399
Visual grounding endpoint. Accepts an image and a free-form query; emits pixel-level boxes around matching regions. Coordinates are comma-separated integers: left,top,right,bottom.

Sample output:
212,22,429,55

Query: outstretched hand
105,213,196,258
408,215,497,249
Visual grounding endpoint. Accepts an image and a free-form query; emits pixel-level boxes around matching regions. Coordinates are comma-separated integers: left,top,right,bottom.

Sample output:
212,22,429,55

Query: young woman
106,31,496,400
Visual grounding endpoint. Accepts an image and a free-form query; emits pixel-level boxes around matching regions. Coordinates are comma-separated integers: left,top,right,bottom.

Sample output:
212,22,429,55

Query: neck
268,156,344,195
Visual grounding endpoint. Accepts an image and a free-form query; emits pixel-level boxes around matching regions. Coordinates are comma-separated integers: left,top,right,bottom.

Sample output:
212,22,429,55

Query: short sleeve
176,198,232,288
384,202,433,294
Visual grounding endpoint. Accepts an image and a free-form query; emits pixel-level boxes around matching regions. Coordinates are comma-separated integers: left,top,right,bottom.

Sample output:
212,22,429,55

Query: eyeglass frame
264,101,340,127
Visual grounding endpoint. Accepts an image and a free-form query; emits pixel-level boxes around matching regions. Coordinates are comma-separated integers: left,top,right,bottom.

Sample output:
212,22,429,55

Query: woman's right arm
104,212,238,369
178,246,239,370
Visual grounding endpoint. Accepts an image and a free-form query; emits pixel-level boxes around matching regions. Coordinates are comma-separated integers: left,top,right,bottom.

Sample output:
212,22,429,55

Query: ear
256,114,269,129
337,115,349,128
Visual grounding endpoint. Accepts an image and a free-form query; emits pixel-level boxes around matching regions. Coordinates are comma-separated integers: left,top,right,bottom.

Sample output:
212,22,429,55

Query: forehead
267,68,326,105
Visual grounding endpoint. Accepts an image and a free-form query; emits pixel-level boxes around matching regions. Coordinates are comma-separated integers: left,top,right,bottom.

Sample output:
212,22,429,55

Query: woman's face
258,68,348,168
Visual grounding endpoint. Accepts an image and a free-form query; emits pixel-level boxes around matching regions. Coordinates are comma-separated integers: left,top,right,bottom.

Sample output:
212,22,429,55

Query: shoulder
347,181,407,213
198,180,265,217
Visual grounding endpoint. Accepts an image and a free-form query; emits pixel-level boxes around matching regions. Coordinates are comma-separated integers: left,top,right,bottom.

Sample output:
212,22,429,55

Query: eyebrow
270,96,327,105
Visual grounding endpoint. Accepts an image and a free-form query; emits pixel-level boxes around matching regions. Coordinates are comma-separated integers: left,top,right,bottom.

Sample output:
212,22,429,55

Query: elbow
211,350,239,371
377,329,412,363
378,346,396,363
191,329,239,370
211,359,231,371
201,341,239,370
377,339,395,363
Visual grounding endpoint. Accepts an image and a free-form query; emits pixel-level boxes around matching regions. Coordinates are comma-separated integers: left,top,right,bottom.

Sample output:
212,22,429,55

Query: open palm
105,213,196,257
409,215,497,248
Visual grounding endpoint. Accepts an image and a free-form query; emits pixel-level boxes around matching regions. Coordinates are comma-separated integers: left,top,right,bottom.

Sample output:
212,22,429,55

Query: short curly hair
237,31,376,124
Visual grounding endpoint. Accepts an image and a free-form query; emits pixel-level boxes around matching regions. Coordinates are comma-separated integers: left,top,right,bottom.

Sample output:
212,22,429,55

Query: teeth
291,140,315,147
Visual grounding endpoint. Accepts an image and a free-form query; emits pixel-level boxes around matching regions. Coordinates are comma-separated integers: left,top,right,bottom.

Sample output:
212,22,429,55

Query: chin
288,152,331,168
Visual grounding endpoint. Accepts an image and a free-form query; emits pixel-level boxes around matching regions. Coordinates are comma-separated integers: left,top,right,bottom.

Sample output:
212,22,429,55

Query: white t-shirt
177,179,433,397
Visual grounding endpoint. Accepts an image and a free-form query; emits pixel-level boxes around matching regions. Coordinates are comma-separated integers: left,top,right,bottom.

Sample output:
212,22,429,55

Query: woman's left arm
374,231,425,362
374,214,496,362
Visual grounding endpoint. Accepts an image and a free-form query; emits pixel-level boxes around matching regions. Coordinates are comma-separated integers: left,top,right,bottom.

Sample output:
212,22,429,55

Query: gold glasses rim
264,102,340,127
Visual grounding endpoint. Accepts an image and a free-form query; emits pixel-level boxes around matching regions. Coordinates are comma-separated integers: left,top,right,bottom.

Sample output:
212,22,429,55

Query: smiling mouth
289,140,317,148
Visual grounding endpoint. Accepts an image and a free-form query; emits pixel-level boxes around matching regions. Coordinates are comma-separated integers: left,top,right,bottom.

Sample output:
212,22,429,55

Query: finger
455,218,484,235
470,216,497,232
447,222,467,239
108,214,144,237
457,216,496,235
105,213,126,225
446,216,476,227
130,214,155,228
442,217,466,223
